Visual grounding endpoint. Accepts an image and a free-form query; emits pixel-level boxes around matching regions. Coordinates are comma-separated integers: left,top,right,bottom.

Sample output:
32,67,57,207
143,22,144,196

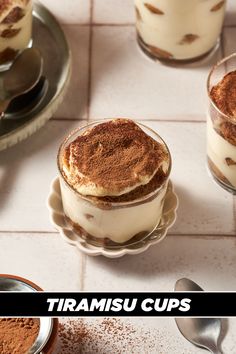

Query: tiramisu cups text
207,54,236,193
58,119,171,244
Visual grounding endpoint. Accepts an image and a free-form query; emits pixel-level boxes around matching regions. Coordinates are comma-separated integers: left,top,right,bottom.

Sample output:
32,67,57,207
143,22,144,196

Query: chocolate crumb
144,3,164,15
225,157,236,166
179,34,199,45
1,28,21,38
84,213,94,220
211,1,225,12
2,7,25,24
146,43,173,59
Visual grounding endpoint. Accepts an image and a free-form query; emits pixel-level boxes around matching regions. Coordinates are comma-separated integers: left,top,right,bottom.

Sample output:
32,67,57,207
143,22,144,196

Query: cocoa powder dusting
0,318,40,354
210,71,236,146
0,0,11,15
56,318,196,353
219,121,236,146
210,70,236,119
89,167,167,203
63,119,169,196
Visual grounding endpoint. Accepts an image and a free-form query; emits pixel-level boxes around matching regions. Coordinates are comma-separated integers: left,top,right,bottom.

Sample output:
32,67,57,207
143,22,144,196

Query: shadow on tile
84,234,236,292
171,182,234,235
0,120,77,212
54,26,89,119
225,9,236,27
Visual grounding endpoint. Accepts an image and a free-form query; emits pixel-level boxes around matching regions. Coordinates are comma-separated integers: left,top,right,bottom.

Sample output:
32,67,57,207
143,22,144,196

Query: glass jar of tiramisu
0,0,33,70
58,119,171,246
207,53,236,194
135,0,226,63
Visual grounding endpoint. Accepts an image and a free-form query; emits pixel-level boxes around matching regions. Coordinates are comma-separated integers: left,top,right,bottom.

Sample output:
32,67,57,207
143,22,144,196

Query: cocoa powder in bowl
0,318,40,354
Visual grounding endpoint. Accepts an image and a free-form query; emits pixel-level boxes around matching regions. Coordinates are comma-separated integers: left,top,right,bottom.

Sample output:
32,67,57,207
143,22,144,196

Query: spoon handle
0,99,10,116
211,348,223,354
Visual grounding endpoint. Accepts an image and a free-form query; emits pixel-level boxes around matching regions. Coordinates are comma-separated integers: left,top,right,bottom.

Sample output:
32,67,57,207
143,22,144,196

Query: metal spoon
0,48,43,115
175,278,223,354
6,76,48,117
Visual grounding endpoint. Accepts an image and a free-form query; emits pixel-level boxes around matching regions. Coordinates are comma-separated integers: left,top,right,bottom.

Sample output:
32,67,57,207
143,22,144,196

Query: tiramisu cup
207,53,236,193
0,0,33,70
58,119,171,245
135,0,226,63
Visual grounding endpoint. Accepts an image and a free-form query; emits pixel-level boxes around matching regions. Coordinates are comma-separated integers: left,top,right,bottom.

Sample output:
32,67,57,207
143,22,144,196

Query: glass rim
57,119,172,207
207,52,236,124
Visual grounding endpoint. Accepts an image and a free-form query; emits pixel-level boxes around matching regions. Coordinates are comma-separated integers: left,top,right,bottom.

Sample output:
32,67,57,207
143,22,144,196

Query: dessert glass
135,0,226,63
0,0,33,71
57,121,172,247
207,53,236,194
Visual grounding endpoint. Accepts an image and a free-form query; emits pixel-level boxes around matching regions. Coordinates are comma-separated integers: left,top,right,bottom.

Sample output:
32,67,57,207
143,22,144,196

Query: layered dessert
0,0,32,67
135,0,226,61
58,119,171,244
207,68,236,192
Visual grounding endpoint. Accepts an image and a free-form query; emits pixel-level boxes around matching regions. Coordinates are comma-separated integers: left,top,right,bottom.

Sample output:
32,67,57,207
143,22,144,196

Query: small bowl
0,274,58,354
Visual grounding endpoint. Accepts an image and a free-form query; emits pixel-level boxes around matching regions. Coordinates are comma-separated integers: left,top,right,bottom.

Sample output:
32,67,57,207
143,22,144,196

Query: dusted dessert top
62,119,170,197
210,70,236,119
0,0,29,24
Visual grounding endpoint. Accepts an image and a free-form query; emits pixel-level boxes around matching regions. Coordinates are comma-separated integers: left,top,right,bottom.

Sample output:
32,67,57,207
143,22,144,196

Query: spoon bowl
0,48,43,113
6,76,48,117
175,278,223,354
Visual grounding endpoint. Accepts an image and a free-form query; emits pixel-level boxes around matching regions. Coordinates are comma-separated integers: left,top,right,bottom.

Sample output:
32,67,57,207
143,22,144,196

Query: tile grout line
60,23,236,28
80,254,87,291
80,0,94,291
86,0,94,122
0,230,59,234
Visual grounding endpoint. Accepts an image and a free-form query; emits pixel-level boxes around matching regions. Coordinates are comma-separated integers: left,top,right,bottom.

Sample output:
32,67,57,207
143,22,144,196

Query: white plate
47,178,178,258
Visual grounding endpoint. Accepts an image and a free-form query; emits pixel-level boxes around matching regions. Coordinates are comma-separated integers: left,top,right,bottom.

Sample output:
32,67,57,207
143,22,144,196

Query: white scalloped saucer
47,178,178,258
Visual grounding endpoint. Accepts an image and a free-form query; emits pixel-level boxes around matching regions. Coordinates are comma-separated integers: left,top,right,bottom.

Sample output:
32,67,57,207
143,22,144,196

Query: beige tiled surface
0,120,85,231
55,316,236,354
225,0,236,26
89,26,222,120
93,0,135,24
84,236,236,292
1,1,236,353
36,0,91,24
146,121,234,235
54,26,90,119
0,232,83,291
223,27,236,56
